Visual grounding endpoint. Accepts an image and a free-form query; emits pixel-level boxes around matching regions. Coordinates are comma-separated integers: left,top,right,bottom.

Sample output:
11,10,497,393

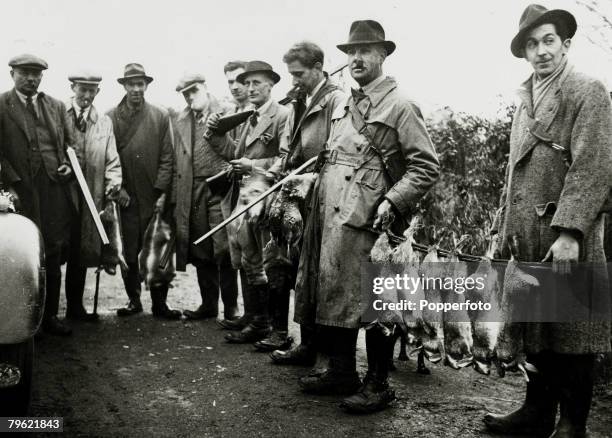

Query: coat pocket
338,169,386,229
534,201,558,259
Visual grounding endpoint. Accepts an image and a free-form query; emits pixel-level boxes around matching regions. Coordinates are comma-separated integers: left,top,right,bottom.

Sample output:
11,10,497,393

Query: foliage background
415,104,516,255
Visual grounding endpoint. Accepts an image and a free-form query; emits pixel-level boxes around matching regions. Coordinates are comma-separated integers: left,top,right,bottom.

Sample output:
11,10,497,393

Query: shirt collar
361,75,387,94
254,97,273,115
15,89,39,105
306,78,326,107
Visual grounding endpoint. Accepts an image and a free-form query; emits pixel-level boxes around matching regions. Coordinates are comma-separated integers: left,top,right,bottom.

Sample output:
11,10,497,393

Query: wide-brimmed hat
117,63,153,85
9,54,48,70
337,20,396,55
236,61,280,85
511,4,577,58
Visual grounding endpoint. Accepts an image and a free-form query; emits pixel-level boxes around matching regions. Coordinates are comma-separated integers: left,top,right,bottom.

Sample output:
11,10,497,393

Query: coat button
356,146,362,152
345,174,351,181
334,206,340,212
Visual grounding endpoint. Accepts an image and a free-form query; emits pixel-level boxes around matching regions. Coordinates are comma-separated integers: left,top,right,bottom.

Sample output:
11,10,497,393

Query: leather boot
299,327,360,395
184,266,219,319
270,325,316,365
118,263,143,316
225,283,271,343
254,330,293,352
549,354,594,438
484,354,557,436
151,286,181,320
341,327,396,413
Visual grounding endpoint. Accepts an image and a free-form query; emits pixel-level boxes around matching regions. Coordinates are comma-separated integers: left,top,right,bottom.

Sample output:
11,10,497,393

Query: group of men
0,5,610,434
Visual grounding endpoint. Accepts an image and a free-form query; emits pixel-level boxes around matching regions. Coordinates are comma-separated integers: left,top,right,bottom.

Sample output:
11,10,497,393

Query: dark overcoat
107,99,174,261
0,89,78,226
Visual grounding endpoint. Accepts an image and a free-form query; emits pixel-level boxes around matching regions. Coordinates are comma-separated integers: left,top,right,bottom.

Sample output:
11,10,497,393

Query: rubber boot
550,354,594,438
484,353,557,436
341,326,396,413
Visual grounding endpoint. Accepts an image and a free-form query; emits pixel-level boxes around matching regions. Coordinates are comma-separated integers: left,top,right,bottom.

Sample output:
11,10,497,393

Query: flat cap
68,71,102,85
8,53,48,70
176,73,206,93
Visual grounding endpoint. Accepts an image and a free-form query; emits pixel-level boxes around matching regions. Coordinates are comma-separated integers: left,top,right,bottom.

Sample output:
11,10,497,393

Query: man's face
286,60,322,95
243,72,273,107
123,78,148,106
182,83,209,112
524,23,571,79
10,67,43,96
226,68,248,103
347,44,385,86
71,83,100,108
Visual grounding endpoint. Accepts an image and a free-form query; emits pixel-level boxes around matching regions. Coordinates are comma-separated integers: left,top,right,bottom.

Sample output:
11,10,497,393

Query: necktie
351,88,367,103
249,111,259,127
194,110,204,123
25,96,38,120
77,107,86,132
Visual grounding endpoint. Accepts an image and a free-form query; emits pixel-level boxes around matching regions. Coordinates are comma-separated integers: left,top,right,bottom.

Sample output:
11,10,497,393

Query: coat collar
65,98,99,124
361,75,397,108
517,62,574,118
246,99,278,146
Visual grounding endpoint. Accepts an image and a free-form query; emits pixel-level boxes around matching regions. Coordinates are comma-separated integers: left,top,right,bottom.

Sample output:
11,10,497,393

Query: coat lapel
38,94,60,147
7,89,31,139
176,108,193,157
246,101,275,147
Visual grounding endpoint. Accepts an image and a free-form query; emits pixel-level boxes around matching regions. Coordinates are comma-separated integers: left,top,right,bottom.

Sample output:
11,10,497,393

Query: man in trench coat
0,54,78,336
294,21,440,414
107,63,177,319
484,5,612,437
64,72,122,321
171,73,238,323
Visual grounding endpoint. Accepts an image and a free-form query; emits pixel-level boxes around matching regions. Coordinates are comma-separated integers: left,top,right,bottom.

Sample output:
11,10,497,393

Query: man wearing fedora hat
486,5,612,437
170,73,239,324
293,20,440,413
107,63,177,319
0,54,79,336
64,72,122,321
207,60,289,344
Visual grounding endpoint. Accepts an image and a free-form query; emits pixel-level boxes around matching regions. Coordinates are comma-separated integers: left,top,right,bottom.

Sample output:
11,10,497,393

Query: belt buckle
328,150,338,165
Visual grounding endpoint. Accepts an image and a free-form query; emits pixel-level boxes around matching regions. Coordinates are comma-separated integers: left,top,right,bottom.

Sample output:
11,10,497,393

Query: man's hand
154,193,167,213
230,157,253,176
57,164,73,182
373,199,396,231
206,112,222,133
117,188,131,208
542,231,580,275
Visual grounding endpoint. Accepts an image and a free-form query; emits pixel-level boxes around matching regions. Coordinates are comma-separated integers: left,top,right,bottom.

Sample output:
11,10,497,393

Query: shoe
153,306,182,320
340,374,396,414
117,300,143,317
183,305,218,320
66,307,99,322
217,315,250,331
254,331,293,352
42,316,72,336
225,324,271,344
270,344,316,366
298,369,361,395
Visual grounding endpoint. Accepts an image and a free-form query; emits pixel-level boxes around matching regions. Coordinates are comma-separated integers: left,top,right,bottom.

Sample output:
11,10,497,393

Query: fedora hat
511,4,577,58
236,60,281,85
337,20,396,55
117,63,153,85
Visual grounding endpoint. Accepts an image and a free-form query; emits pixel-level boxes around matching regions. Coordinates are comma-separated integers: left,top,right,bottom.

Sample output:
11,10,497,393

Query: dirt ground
29,267,612,438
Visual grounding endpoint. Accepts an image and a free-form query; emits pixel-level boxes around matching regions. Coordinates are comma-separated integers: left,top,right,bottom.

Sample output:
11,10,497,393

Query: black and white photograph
0,0,611,436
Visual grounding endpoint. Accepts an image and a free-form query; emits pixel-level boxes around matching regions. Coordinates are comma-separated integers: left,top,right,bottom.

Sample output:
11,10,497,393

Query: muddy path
29,267,612,437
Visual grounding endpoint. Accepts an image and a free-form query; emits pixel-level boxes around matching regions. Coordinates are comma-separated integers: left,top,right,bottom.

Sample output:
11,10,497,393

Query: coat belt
319,149,384,171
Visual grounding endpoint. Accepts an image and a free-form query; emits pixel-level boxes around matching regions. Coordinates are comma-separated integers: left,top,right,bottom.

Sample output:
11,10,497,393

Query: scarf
532,55,568,112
